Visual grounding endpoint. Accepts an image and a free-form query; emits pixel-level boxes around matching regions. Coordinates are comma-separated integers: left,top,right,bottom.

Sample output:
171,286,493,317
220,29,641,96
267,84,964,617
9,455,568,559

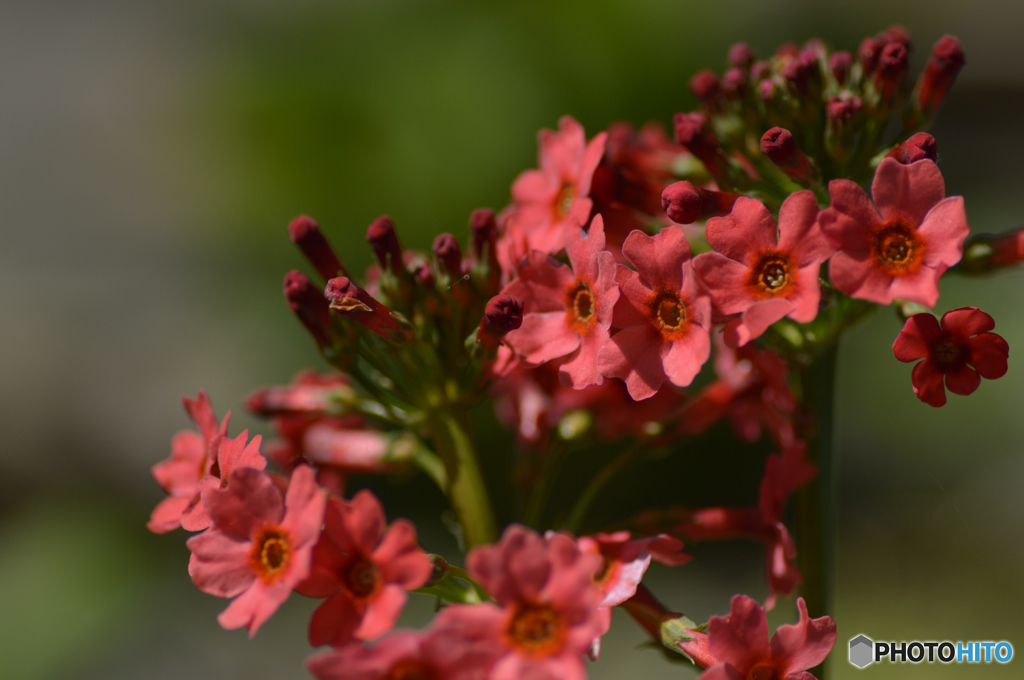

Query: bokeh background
3,1,1024,678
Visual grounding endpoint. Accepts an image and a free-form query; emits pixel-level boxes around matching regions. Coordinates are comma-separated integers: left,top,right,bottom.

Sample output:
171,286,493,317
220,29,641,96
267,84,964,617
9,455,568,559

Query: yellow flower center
250,527,291,582
507,604,565,656
566,280,597,334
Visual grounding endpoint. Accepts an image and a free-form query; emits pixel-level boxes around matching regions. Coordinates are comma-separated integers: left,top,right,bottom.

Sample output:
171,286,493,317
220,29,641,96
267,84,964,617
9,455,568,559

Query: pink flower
576,531,690,608
698,595,835,680
306,627,499,680
893,306,1009,407
598,226,712,400
441,524,603,680
297,490,433,648
187,465,326,636
818,157,969,307
694,191,833,347
180,429,268,532
501,215,619,388
499,116,607,271
148,391,230,534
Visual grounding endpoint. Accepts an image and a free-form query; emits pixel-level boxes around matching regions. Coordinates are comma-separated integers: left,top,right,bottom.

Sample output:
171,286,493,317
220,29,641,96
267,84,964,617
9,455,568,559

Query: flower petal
872,158,946,228
911,359,947,407
769,598,837,674
893,313,943,362
969,332,1009,379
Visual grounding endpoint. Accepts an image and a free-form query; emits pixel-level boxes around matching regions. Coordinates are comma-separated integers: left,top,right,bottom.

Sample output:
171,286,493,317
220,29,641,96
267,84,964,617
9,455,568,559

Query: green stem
794,341,838,680
563,440,648,534
427,408,498,548
523,437,569,528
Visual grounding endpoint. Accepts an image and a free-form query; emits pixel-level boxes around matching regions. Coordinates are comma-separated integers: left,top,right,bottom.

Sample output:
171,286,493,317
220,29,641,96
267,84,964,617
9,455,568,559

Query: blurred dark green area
3,0,1024,678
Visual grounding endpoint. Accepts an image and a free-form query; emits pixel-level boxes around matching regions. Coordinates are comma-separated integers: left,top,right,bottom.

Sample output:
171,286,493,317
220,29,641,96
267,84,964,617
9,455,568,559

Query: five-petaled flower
817,157,968,307
893,306,1009,407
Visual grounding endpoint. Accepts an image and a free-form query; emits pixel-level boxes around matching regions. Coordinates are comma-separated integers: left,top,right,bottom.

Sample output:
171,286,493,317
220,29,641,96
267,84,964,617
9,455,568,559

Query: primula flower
598,226,712,400
699,595,835,680
694,191,833,347
297,489,433,648
499,116,607,271
187,465,326,637
180,429,268,532
148,391,230,534
441,524,604,680
893,307,1009,407
502,215,619,389
817,157,969,307
306,627,500,680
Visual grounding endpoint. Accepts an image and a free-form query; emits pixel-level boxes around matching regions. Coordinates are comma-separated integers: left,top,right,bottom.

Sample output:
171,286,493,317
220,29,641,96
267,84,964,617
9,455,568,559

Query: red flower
187,465,326,636
818,157,968,307
148,391,230,534
501,215,619,388
499,117,607,271
694,191,833,347
598,226,712,400
698,595,836,680
298,490,432,647
893,307,1009,407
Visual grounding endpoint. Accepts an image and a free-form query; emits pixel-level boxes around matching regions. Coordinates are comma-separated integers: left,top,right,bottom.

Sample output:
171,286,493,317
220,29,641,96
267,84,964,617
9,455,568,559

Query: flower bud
325,276,412,343
661,181,739,224
876,42,909,100
432,233,463,279
915,35,965,118
288,215,346,280
284,270,334,350
760,127,815,182
721,67,748,99
689,69,722,110
673,112,729,184
727,42,755,69
829,51,852,85
886,132,937,164
477,294,524,351
858,37,883,76
366,215,404,274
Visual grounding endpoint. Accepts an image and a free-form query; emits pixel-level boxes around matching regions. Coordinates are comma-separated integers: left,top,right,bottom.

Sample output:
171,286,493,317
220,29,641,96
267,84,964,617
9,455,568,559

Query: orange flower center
507,604,565,656
346,557,381,597
749,251,794,297
747,662,780,680
873,220,925,274
646,289,689,339
555,181,576,218
386,659,433,680
250,527,292,582
566,280,597,334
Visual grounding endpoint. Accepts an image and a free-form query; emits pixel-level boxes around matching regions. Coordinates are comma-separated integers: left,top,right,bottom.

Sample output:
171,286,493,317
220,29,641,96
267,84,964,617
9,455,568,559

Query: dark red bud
728,42,756,69
673,112,726,178
783,52,817,95
760,127,797,164
478,294,524,351
827,95,862,125
288,215,346,280
880,25,913,52
325,276,404,341
757,79,777,102
878,42,908,82
722,67,748,98
775,42,800,58
470,208,497,258
859,37,883,75
661,181,739,224
750,61,772,82
916,35,965,116
284,270,333,349
886,132,937,164
829,51,852,85
432,233,463,278
366,215,403,273
689,69,721,107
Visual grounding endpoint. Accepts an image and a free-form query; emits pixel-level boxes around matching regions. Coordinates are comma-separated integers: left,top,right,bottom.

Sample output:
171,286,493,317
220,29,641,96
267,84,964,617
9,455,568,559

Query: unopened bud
880,24,913,52
673,112,728,183
829,51,852,85
477,294,524,351
858,37,884,76
721,67,748,99
432,233,463,279
288,216,346,280
366,215,404,274
915,35,965,118
886,132,937,164
661,181,739,224
325,276,412,343
760,127,815,182
689,69,721,109
284,270,333,350
827,94,862,125
727,42,755,69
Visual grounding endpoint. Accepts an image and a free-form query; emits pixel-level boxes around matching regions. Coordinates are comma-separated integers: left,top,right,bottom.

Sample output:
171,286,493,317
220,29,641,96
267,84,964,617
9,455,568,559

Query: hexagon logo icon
849,634,874,668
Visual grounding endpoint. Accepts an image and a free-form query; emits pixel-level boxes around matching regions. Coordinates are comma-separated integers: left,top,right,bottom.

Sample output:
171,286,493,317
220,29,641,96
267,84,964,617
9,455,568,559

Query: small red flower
698,595,836,680
893,307,1009,407
298,490,432,648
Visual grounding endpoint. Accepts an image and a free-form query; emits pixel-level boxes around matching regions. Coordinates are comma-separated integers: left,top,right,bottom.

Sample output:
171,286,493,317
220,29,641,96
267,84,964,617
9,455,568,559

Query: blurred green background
3,0,1024,678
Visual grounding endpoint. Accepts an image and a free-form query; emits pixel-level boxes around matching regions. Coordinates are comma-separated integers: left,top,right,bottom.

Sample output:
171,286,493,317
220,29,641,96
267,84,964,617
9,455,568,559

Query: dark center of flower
874,220,924,273
555,182,576,218
507,604,564,655
933,337,966,368
386,659,433,680
346,557,382,597
647,289,689,339
250,527,291,582
566,280,597,334
747,663,780,680
749,251,794,296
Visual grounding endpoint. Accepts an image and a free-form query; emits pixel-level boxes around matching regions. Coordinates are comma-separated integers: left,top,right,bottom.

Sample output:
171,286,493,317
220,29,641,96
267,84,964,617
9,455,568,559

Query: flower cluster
148,25,1017,680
